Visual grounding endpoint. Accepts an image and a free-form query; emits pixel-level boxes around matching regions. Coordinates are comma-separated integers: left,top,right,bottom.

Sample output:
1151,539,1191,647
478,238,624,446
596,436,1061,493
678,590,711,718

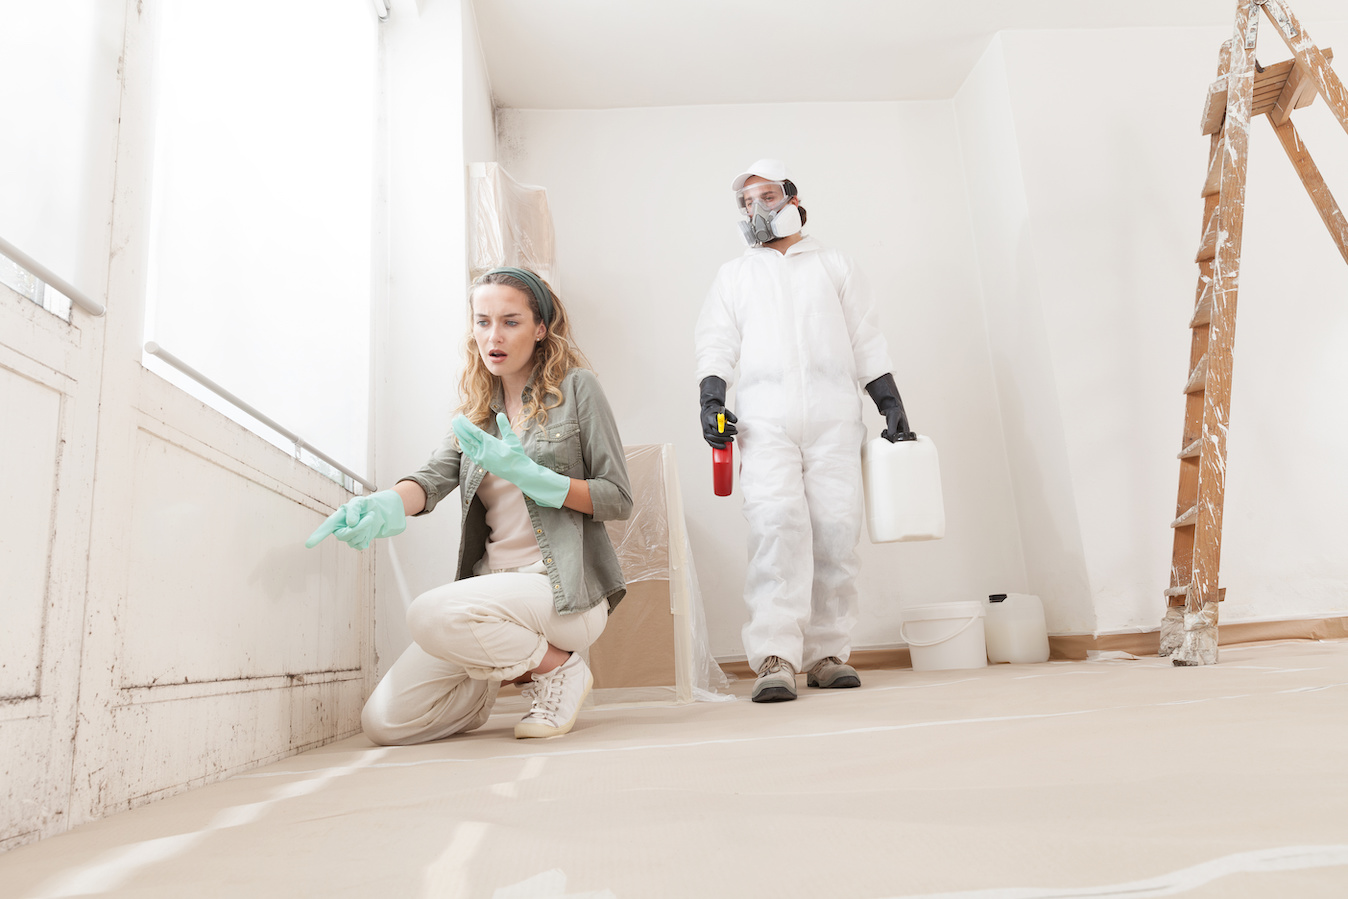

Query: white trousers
361,561,609,746
737,417,866,673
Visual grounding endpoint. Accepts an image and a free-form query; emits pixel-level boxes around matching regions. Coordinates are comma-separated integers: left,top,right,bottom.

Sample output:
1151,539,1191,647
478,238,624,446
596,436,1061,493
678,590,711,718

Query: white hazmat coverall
695,236,893,672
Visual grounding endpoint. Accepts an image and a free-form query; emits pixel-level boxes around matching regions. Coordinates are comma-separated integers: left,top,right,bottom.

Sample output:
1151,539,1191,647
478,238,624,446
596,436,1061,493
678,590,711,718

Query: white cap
731,159,793,191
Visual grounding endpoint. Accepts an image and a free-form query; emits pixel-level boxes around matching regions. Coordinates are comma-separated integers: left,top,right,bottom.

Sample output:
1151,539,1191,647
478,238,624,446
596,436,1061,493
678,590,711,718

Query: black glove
699,376,738,448
864,373,916,443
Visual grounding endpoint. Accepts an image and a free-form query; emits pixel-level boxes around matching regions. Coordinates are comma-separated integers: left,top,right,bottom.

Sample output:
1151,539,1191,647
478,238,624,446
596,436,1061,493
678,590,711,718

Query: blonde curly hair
457,270,590,429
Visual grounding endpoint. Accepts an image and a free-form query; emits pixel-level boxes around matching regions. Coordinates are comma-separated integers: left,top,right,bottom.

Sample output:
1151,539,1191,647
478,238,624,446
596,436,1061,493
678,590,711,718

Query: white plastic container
983,593,1050,664
899,601,987,671
861,435,945,543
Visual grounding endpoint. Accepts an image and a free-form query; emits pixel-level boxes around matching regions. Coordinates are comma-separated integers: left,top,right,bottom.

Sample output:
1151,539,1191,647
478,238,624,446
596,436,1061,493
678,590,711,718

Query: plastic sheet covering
468,162,557,286
608,445,672,586
602,444,730,700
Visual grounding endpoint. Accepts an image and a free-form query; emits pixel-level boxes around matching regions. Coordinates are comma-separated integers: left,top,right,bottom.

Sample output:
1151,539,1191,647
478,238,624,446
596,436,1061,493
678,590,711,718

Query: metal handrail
0,234,106,317
144,341,375,492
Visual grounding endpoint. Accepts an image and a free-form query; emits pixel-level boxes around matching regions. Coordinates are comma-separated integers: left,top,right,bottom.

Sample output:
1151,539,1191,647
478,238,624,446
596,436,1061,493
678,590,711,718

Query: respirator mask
735,180,801,246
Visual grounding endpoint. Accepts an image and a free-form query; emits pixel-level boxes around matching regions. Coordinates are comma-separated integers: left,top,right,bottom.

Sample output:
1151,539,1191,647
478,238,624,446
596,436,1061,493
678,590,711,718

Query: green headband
485,266,554,327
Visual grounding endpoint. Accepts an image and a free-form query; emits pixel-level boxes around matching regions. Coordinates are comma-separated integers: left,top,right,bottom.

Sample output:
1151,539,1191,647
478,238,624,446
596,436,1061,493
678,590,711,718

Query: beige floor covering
3,638,1348,898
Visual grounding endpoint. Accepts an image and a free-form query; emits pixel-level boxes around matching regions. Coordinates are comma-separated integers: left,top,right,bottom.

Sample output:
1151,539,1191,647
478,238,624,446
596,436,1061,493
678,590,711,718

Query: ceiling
470,0,1348,109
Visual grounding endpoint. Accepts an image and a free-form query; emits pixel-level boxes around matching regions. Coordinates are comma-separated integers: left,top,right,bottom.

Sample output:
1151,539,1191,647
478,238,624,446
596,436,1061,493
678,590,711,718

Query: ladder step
1255,49,1334,120
1196,209,1218,262
1178,439,1202,459
1200,77,1227,135
1190,279,1213,327
1171,504,1199,528
1183,354,1208,394
1201,138,1224,197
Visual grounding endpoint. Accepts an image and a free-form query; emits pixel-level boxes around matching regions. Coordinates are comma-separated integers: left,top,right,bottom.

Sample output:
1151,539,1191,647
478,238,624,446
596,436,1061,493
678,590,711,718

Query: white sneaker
515,652,594,739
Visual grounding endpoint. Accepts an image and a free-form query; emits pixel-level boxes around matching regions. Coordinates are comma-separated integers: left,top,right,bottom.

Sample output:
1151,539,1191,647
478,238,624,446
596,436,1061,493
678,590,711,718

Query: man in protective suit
695,159,914,703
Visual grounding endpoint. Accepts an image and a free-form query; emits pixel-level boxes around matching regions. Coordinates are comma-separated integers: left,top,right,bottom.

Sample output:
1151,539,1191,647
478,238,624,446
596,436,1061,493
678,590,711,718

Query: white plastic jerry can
860,435,945,543
983,593,1051,663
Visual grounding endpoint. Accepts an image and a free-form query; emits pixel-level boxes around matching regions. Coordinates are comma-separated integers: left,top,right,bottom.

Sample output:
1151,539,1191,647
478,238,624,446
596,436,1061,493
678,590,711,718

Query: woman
307,267,631,743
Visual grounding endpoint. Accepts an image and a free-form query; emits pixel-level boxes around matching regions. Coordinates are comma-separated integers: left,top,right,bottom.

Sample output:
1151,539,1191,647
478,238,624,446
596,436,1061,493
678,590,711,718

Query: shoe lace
760,656,791,677
522,669,564,720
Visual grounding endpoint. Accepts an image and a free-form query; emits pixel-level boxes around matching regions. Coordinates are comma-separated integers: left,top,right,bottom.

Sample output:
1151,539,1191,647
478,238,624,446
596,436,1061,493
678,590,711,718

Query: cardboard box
589,445,694,697
588,578,677,689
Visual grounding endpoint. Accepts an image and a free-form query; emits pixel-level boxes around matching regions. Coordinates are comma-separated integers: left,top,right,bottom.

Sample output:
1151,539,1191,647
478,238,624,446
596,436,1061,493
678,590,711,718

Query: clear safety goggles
734,180,792,214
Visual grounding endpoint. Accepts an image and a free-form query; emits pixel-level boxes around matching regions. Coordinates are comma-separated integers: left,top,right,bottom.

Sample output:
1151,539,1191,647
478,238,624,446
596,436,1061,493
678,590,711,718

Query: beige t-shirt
477,471,544,571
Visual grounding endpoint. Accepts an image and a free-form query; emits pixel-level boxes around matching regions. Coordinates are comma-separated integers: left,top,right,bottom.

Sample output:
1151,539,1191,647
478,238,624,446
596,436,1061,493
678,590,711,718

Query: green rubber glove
451,413,571,509
305,489,407,550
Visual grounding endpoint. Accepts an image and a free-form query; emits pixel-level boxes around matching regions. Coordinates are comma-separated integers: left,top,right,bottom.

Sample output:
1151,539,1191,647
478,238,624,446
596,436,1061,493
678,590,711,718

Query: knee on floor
360,702,405,747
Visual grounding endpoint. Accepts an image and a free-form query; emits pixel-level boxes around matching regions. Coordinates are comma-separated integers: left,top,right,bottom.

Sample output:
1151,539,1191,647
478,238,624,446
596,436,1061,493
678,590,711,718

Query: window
0,0,113,320
0,253,72,321
143,0,379,485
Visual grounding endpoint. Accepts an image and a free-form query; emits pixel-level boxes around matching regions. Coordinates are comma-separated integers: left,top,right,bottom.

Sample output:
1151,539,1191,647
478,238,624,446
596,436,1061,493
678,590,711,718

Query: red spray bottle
712,412,733,496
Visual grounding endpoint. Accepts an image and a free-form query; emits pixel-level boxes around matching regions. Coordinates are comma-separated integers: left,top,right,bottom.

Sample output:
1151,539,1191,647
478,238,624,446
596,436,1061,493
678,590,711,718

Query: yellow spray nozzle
717,412,725,434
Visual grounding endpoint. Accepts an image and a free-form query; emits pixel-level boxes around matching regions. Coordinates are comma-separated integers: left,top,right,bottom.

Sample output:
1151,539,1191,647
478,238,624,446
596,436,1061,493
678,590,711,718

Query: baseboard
717,615,1348,678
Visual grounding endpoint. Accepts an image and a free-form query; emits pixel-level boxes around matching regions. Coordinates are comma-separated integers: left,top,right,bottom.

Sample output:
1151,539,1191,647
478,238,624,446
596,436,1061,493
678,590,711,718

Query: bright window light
144,0,378,483
0,0,114,313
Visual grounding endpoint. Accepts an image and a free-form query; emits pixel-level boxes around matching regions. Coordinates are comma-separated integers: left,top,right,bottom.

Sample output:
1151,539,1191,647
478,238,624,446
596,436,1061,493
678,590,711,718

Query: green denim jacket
399,368,633,614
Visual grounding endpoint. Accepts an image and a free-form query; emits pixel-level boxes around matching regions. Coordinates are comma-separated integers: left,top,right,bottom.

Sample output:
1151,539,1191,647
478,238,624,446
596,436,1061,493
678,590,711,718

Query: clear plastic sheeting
598,444,730,701
468,162,557,286
608,444,673,586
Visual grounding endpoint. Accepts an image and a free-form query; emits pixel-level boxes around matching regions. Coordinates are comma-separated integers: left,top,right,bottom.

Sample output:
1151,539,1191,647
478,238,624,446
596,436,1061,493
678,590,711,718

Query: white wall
3,0,373,850
463,0,496,166
373,0,497,676
496,102,1027,659
954,37,1096,635
961,23,1348,633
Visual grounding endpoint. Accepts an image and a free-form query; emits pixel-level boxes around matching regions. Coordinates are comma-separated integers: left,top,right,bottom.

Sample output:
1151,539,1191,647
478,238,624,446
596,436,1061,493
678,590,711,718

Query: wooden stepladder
1164,0,1348,666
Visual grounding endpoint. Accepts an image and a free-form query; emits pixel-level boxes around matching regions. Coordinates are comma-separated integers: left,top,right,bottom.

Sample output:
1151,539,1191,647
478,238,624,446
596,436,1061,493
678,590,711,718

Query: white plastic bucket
899,601,987,671
984,593,1050,664
861,436,945,543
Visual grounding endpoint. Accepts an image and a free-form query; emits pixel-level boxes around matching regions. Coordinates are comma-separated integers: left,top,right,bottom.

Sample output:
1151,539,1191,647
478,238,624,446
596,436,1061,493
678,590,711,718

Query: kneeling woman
307,268,631,742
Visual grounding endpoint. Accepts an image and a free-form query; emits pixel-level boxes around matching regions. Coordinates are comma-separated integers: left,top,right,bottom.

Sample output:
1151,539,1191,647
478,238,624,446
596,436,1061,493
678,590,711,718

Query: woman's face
472,282,547,386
